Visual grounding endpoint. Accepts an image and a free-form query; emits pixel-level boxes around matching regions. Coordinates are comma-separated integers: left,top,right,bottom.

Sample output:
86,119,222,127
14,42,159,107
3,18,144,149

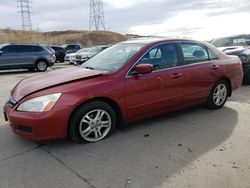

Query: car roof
121,37,200,45
0,44,44,48
50,45,64,48
213,34,250,40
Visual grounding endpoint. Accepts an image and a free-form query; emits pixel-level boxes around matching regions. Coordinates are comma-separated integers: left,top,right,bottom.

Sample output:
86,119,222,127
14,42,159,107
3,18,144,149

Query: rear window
34,46,44,52
181,43,209,64
19,45,34,53
52,47,64,51
68,45,81,50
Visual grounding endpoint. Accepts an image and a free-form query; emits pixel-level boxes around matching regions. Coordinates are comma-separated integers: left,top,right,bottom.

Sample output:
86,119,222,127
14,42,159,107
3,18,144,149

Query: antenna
89,0,105,31
17,0,32,31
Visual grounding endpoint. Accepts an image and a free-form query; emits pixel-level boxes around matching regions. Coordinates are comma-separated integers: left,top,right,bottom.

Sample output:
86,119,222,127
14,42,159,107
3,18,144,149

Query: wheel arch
218,77,232,97
35,58,49,65
67,97,125,137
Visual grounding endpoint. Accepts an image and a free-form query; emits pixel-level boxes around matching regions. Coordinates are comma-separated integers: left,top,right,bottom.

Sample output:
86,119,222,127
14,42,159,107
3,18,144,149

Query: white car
64,53,77,64
75,45,109,65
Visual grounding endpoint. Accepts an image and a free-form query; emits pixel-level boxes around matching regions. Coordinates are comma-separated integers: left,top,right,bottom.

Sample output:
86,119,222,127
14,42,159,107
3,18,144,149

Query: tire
243,71,250,85
206,80,229,109
36,60,48,72
28,68,35,72
69,101,116,143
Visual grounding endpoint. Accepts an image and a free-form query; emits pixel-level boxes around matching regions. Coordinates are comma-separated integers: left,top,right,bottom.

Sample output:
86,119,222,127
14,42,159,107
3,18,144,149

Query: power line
17,0,32,31
89,0,105,31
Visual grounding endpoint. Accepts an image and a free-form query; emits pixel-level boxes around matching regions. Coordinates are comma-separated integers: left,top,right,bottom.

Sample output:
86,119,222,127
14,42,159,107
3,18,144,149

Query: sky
0,0,250,40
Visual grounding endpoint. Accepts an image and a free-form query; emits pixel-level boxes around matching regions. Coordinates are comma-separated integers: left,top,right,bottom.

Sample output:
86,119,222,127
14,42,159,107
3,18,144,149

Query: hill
0,29,127,47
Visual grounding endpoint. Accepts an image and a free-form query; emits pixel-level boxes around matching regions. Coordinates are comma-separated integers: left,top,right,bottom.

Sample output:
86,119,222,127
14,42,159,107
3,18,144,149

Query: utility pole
18,0,32,31
89,0,105,31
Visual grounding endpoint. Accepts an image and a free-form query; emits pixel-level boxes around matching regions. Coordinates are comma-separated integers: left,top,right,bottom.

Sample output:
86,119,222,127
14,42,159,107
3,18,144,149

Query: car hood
66,53,76,57
218,46,247,55
11,67,108,102
77,52,96,57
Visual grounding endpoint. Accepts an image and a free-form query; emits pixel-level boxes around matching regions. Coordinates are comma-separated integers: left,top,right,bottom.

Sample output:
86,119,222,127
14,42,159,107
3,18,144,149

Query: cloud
0,0,249,40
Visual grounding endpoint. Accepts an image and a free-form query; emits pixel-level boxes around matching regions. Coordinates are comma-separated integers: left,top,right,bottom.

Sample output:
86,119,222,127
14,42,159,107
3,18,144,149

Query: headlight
17,93,62,112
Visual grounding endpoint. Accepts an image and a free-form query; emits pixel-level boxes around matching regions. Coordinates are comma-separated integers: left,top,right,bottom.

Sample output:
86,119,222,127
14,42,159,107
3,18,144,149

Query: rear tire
69,101,116,143
243,71,250,85
36,60,48,72
207,80,229,109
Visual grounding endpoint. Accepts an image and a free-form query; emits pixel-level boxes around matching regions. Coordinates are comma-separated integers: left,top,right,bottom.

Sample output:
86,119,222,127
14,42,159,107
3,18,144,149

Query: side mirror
0,51,3,56
134,64,153,74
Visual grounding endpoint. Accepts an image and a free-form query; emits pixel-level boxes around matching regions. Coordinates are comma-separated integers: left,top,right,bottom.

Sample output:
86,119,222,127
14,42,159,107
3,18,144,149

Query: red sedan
3,38,243,143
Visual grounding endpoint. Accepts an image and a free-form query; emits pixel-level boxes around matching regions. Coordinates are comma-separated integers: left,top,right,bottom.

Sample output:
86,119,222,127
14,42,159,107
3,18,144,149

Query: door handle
212,65,219,70
171,73,183,78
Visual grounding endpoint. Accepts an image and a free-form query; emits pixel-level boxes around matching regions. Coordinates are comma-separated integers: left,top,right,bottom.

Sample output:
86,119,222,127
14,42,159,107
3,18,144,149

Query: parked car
64,48,90,65
50,45,66,62
64,52,77,64
61,44,81,54
42,45,56,61
3,38,243,143
0,44,55,72
211,34,250,84
75,45,109,65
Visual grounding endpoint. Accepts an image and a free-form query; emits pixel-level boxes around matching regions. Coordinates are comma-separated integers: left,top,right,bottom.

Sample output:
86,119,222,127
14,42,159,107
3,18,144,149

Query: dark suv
61,44,81,54
50,45,66,62
211,34,250,84
0,44,55,72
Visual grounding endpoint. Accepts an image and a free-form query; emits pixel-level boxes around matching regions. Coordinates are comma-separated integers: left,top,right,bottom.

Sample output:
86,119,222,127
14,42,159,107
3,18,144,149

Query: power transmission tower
89,0,105,31
17,0,32,31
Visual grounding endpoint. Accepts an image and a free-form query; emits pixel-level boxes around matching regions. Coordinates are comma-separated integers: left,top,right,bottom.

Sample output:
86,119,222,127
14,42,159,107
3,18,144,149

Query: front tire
36,60,48,72
69,101,116,143
207,80,229,109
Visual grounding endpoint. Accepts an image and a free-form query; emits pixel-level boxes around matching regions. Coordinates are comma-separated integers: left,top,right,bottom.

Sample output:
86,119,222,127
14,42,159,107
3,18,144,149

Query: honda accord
3,38,243,143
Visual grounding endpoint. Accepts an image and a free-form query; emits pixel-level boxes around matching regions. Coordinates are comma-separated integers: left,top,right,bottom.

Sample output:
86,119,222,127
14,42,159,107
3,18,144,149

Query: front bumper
75,58,89,64
3,104,69,142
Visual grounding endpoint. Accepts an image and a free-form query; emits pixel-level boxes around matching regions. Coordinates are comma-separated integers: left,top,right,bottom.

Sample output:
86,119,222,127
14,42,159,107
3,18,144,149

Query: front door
0,45,19,69
125,43,185,120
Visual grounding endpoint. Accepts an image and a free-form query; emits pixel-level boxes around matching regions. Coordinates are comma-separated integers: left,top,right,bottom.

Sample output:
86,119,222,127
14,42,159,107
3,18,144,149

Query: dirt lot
0,64,250,188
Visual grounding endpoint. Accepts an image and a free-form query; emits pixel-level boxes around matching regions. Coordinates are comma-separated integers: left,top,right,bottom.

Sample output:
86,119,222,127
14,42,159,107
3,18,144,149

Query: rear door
18,45,37,67
0,45,19,68
178,42,222,101
125,42,185,120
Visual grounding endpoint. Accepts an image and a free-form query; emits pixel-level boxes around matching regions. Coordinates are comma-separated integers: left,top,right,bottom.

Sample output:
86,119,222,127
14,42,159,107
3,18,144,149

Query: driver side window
137,43,179,71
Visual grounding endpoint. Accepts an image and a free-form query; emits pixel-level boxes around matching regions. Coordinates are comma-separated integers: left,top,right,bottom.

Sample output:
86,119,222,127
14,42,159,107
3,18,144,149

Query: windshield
89,47,101,52
77,48,90,53
211,35,250,47
81,43,145,72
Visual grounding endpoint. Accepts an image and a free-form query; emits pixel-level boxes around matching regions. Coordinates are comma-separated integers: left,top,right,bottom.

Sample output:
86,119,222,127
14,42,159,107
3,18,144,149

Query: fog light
19,125,32,133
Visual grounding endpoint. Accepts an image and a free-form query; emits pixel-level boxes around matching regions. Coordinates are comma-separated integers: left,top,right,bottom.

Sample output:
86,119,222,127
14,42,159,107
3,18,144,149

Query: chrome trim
125,41,181,78
125,41,220,78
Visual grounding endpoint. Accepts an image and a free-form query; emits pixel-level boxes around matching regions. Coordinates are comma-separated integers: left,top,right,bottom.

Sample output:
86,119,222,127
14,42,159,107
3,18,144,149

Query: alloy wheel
213,84,227,106
79,109,112,142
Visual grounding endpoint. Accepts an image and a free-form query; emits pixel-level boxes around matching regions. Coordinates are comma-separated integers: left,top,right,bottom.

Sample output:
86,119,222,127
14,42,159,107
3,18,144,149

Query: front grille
6,96,17,108
76,55,81,59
